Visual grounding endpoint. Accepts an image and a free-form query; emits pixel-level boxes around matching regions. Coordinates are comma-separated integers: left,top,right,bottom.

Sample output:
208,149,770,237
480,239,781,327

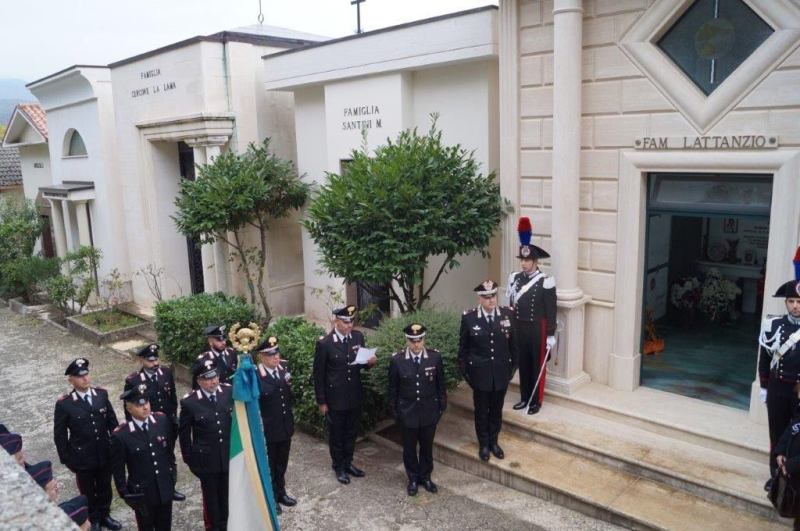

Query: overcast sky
3,0,498,82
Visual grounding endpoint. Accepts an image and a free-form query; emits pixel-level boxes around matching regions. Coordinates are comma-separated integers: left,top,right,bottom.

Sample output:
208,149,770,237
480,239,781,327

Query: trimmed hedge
365,307,464,411
154,292,257,366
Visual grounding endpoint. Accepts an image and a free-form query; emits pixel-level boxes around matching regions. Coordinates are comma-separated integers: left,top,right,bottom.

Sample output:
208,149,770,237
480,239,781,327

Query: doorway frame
611,148,800,424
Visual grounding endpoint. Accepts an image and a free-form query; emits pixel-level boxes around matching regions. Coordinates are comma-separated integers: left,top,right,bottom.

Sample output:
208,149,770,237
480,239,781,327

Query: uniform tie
209,394,217,404
83,394,91,406
272,370,280,382
488,314,494,327
414,356,420,368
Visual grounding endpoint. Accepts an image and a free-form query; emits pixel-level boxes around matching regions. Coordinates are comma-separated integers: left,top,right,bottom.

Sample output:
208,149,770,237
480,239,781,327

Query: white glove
759,389,767,403
546,336,556,348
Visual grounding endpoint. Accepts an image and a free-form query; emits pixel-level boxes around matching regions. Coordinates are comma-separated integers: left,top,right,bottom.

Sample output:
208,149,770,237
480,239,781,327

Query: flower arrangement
698,268,729,321
670,276,701,311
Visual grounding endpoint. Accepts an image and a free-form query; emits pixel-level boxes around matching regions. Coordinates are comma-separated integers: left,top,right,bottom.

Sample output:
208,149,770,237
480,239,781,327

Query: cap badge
521,246,531,258
149,345,157,352
411,324,422,333
482,280,493,291
204,360,214,369
137,384,147,394
76,359,85,367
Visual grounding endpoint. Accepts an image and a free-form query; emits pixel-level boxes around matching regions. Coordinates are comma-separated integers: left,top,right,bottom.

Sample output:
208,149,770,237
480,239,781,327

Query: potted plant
669,276,701,326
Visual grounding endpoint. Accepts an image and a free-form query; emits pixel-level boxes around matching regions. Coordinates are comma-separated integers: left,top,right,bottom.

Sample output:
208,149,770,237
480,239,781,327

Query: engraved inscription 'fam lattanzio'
635,135,779,150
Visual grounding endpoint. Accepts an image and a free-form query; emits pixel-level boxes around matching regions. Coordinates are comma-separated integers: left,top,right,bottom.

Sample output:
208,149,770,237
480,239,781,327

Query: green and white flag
228,354,280,530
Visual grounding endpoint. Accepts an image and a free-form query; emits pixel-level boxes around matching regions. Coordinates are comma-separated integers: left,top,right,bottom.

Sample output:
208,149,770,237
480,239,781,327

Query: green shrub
0,255,59,302
154,292,257,366
365,308,464,416
265,316,386,437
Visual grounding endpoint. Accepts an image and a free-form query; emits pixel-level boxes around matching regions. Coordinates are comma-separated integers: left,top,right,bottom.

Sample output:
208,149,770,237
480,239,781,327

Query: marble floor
641,315,760,410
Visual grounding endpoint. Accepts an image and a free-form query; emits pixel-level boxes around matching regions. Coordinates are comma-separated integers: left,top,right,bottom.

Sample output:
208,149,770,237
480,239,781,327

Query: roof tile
0,147,22,189
18,103,47,140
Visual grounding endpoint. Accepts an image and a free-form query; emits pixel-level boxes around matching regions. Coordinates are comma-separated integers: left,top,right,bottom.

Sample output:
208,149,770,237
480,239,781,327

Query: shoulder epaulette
427,348,440,354
221,383,231,387
393,350,405,358
113,424,125,433
182,392,192,400
463,307,477,315
125,372,138,381
94,387,106,393
153,411,165,418
543,276,556,289
57,393,69,402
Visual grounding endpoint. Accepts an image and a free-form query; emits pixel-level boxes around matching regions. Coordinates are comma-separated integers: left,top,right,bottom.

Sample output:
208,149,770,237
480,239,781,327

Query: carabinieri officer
759,247,800,490
458,281,518,462
193,325,238,389
53,358,122,531
506,217,557,415
179,359,233,531
388,324,447,496
313,305,376,484
111,384,177,531
255,336,297,514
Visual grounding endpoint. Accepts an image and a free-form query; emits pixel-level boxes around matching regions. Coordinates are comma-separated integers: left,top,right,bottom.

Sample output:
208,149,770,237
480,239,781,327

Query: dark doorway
178,141,204,295
40,215,55,259
641,173,772,409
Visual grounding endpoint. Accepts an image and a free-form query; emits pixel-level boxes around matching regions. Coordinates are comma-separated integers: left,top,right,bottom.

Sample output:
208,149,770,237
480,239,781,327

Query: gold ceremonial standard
228,322,262,353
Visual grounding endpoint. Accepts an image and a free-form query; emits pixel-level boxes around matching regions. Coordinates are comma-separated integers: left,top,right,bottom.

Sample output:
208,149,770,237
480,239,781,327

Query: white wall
19,144,51,202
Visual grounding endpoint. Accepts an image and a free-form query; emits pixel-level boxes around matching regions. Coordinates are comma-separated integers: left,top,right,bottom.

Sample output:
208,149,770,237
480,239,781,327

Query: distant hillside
0,79,37,125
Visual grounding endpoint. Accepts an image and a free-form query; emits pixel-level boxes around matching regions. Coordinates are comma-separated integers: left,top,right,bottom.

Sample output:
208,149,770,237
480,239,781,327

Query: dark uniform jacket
123,367,178,423
775,418,800,485
458,306,519,392
257,362,294,443
388,348,447,429
313,330,369,411
54,387,119,471
110,412,176,505
508,270,557,335
178,384,233,475
194,348,238,386
758,315,800,388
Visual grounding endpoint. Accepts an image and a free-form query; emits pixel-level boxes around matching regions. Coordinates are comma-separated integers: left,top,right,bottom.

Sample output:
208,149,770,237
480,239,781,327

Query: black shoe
407,481,418,496
479,446,490,461
100,516,123,530
276,504,282,515
512,401,527,410
346,464,366,478
490,444,505,459
336,471,351,484
764,478,773,492
527,403,541,415
422,479,438,493
278,494,297,507
172,490,186,502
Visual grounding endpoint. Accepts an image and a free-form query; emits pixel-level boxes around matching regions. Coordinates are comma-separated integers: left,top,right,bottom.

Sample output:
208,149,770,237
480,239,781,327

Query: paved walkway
0,307,621,530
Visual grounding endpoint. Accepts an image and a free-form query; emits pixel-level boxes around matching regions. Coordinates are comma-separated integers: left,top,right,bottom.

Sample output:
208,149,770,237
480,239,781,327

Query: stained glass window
657,0,774,95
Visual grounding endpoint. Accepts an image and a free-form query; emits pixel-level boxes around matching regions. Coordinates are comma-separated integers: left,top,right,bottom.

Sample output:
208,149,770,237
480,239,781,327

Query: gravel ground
0,307,622,530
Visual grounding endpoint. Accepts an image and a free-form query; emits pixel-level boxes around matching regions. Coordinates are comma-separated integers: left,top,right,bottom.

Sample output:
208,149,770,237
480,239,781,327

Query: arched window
65,130,87,157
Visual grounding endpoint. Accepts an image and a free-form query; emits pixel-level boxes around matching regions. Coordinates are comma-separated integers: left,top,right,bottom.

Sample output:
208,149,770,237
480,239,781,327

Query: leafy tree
0,196,47,265
303,116,502,314
172,139,310,324
43,246,101,317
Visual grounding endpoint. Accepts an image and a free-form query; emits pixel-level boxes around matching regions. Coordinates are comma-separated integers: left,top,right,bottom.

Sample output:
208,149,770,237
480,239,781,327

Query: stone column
204,142,231,295
546,0,591,395
499,0,520,286
49,199,68,273
189,143,218,294
74,201,92,247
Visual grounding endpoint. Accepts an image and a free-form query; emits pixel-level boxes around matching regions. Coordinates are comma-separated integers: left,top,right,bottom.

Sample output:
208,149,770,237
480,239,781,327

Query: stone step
509,379,768,464
372,414,788,531
137,327,158,342
449,387,775,521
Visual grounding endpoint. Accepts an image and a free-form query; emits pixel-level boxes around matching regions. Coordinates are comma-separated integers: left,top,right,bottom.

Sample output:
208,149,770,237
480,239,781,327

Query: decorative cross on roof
351,0,365,34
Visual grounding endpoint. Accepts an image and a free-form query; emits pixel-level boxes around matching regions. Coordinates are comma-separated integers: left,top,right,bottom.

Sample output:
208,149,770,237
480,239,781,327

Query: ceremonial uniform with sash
313,305,375,484
458,281,518,461
179,360,233,531
507,217,557,415
255,336,296,513
54,358,121,531
760,255,800,486
388,324,447,496
111,385,176,531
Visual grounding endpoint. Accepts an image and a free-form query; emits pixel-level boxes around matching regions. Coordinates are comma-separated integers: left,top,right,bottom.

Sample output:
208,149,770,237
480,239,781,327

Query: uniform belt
514,317,542,323
770,370,799,383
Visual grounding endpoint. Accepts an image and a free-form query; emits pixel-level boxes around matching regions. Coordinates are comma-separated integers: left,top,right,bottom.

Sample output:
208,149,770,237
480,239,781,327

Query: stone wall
0,451,76,530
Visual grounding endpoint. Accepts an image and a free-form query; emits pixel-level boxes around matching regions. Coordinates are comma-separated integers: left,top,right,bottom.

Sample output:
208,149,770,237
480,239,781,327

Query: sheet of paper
350,347,377,365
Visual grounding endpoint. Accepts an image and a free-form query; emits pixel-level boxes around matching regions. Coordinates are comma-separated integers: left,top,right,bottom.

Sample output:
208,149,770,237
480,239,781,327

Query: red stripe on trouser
202,491,211,530
134,509,143,531
538,319,547,404
75,474,83,494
